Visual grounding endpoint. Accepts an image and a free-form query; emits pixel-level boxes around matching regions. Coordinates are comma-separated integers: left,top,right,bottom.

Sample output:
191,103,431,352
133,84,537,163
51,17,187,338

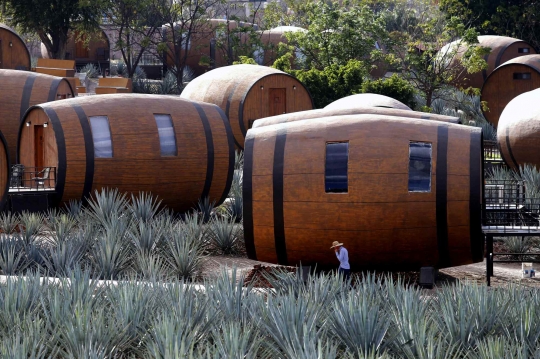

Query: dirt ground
201,255,540,288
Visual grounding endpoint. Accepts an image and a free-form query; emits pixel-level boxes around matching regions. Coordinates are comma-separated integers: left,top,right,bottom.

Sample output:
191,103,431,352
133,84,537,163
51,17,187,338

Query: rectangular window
518,48,530,53
408,142,432,192
154,114,177,156
325,142,349,193
89,116,113,158
513,72,532,80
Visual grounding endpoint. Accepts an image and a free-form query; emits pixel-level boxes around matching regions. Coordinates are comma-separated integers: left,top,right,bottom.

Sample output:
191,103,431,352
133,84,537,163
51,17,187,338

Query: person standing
330,241,350,280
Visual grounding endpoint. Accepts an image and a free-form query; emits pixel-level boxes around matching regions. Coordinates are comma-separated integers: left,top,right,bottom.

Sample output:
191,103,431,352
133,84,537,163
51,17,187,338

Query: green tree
440,0,540,51
5,0,104,59
264,0,389,71
361,74,416,109
105,0,164,78
388,0,489,107
158,0,223,92
275,57,367,108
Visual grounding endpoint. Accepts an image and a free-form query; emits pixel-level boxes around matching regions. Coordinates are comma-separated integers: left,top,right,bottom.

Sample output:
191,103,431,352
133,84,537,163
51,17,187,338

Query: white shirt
335,247,350,269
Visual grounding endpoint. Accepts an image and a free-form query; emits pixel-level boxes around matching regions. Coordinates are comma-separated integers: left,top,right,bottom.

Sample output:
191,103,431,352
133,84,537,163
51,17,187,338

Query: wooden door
269,88,287,116
75,33,89,58
0,40,3,69
34,125,44,168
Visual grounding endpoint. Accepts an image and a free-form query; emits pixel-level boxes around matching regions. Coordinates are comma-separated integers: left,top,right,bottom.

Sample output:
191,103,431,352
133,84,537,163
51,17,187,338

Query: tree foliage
104,0,164,78
387,0,489,107
440,0,540,51
263,0,389,71
275,57,367,108
361,74,417,109
5,0,104,59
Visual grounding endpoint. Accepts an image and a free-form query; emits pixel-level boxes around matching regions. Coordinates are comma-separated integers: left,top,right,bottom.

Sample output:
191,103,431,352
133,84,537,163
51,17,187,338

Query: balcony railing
9,166,57,192
483,179,540,231
484,140,504,164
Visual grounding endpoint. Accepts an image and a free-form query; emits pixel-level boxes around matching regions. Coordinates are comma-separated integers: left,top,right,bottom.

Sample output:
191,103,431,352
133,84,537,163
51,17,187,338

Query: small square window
325,142,349,193
513,72,532,80
89,116,113,158
408,142,432,192
154,114,177,156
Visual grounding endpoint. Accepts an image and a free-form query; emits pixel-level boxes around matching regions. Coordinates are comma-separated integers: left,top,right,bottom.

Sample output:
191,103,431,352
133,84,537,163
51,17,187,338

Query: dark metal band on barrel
193,103,214,202
225,81,244,149
47,78,62,102
72,104,94,203
436,125,449,267
469,130,483,262
243,135,256,259
273,127,288,265
0,132,10,211
505,126,519,169
42,107,66,208
20,74,36,121
494,42,515,69
216,107,236,205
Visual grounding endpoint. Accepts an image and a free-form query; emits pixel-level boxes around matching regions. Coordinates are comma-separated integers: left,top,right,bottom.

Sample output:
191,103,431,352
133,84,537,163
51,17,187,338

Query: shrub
79,63,100,79
361,74,416,109
277,58,367,108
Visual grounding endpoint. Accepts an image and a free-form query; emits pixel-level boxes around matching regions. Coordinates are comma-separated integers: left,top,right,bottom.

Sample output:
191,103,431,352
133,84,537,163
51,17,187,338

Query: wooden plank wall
18,95,234,212
245,115,483,270
0,26,30,70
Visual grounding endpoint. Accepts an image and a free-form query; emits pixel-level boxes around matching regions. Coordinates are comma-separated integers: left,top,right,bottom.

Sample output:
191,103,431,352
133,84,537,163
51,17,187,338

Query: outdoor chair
31,168,50,189
10,164,24,187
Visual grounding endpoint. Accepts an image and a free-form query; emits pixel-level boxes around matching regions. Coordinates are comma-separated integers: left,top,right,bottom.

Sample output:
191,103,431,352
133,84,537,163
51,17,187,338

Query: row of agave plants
0,188,244,281
0,270,540,358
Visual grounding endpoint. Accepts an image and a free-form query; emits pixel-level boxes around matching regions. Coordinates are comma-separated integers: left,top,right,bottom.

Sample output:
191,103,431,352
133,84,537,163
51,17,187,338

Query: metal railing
483,179,540,231
484,140,504,164
9,166,57,191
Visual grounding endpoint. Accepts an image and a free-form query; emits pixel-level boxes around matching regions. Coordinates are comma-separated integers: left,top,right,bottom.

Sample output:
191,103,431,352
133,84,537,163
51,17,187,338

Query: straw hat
330,241,343,249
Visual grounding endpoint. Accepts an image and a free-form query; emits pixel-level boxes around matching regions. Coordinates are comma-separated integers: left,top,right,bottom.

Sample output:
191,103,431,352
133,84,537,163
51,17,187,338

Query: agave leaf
129,192,163,223
0,211,20,234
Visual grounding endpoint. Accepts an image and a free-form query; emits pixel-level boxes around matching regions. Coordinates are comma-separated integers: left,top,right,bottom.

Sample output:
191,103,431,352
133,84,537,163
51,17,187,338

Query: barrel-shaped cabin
164,19,255,76
481,55,540,127
17,95,234,212
0,24,30,71
325,93,412,111
497,88,540,170
256,26,306,66
0,69,74,163
243,115,484,270
180,64,313,149
41,29,110,69
440,35,536,89
252,106,460,129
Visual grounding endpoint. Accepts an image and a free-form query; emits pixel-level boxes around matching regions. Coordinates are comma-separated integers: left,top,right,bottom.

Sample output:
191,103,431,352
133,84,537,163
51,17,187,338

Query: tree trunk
40,31,68,59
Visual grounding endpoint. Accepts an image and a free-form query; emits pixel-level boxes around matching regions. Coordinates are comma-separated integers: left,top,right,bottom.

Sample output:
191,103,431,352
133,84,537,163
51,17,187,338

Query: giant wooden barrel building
164,19,256,76
440,35,536,89
181,64,313,149
0,24,31,71
0,69,74,163
256,26,306,66
243,115,484,269
252,106,460,129
497,88,540,170
325,93,412,111
481,55,540,127
41,29,110,69
17,94,234,212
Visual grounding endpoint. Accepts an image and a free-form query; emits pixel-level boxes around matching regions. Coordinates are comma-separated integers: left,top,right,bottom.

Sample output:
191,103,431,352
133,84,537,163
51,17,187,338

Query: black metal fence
483,179,540,230
9,165,57,191
484,140,503,164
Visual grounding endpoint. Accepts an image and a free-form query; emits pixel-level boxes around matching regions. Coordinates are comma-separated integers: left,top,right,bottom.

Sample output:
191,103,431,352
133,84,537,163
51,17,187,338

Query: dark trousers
338,267,350,280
